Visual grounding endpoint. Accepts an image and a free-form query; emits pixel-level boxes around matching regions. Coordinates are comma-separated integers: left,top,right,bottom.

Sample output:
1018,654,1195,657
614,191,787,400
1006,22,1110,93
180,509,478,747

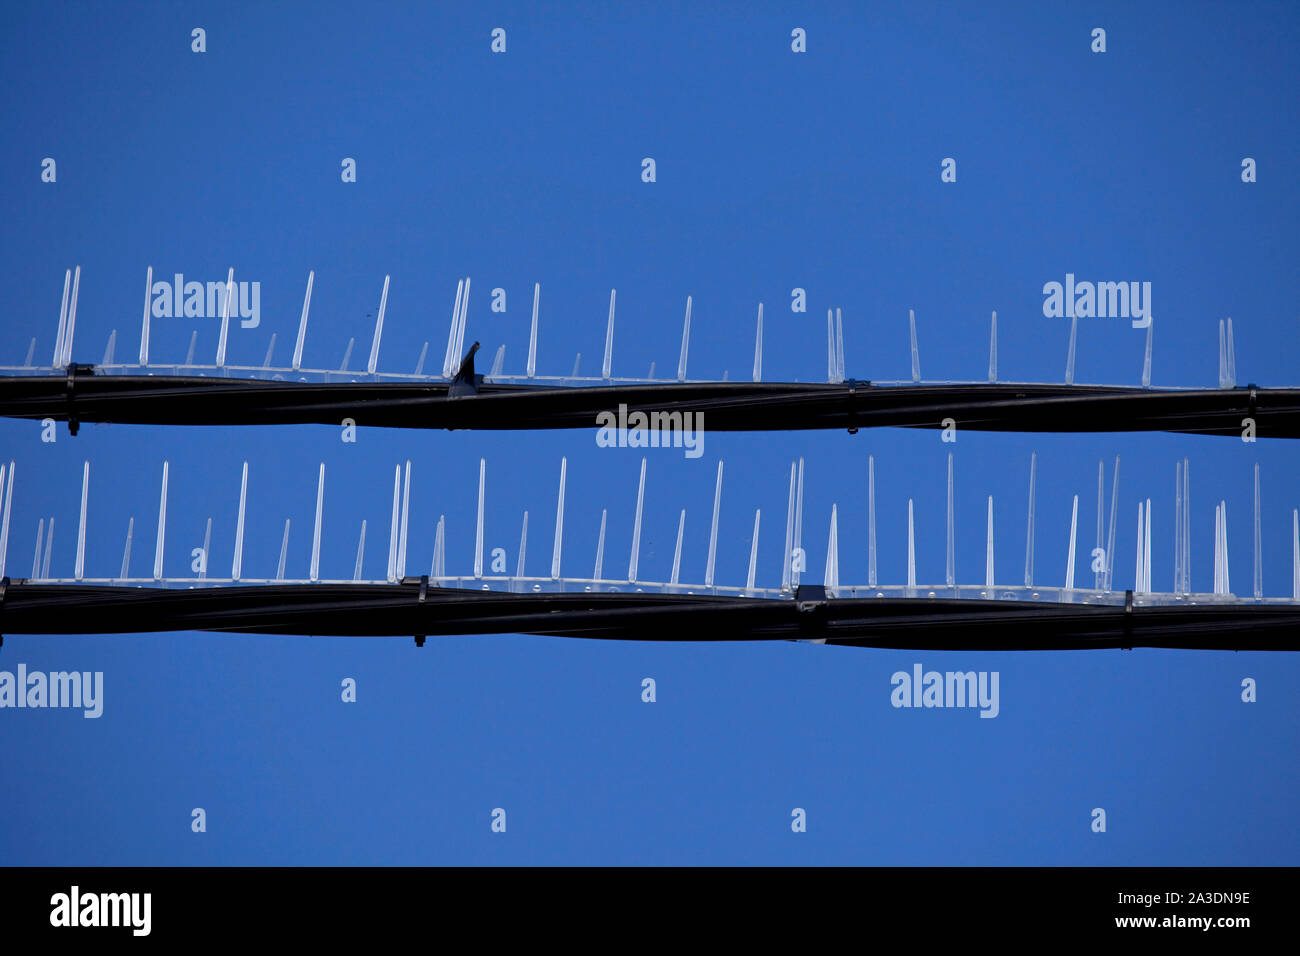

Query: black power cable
2,579,1298,651
0,368,1295,436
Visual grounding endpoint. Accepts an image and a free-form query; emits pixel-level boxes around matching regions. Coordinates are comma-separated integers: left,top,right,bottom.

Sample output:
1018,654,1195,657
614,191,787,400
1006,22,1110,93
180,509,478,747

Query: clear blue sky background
1,0,1297,864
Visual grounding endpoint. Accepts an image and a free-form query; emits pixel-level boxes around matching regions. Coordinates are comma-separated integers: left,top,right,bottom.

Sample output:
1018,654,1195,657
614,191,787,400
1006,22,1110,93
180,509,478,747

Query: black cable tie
414,575,428,647
63,363,95,436
1122,589,1134,650
0,576,7,647
65,364,79,436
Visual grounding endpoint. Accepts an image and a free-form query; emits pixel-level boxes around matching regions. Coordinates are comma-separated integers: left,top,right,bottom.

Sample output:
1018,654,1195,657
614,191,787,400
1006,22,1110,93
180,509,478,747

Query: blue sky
1,0,1298,864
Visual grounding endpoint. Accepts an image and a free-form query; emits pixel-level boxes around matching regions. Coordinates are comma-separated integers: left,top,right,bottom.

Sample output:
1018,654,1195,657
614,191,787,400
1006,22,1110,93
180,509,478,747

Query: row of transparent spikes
2,450,1293,603
0,267,1244,389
